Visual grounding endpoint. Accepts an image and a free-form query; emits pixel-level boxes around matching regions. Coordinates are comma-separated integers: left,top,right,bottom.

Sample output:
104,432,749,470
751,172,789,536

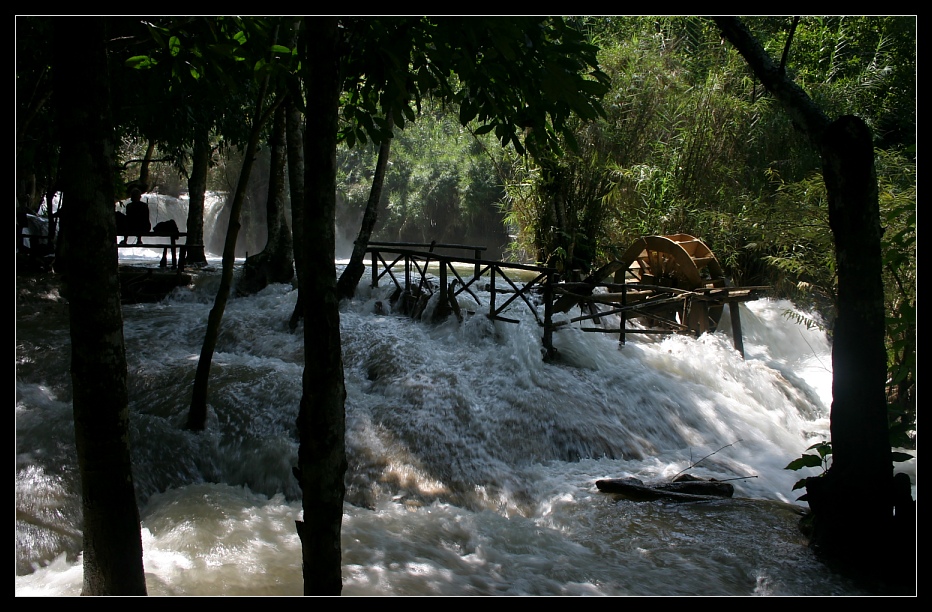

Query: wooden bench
116,232,202,271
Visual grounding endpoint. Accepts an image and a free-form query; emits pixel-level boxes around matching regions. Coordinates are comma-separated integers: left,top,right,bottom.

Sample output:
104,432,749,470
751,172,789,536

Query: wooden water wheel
615,234,727,335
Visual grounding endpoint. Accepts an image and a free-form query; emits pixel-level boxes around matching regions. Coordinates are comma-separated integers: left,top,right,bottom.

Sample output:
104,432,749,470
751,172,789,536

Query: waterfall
14,266,914,595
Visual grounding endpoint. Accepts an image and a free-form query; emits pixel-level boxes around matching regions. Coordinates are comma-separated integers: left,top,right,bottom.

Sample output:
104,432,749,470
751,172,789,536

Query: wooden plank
730,301,745,358
578,327,676,334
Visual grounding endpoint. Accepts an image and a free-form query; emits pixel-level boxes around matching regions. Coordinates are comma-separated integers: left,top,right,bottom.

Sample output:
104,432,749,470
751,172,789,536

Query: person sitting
125,188,151,245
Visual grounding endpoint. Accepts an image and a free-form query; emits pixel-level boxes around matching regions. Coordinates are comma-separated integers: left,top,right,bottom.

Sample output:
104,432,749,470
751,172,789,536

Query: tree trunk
184,123,210,266
53,17,147,596
336,113,393,300
137,139,156,191
714,17,906,587
239,99,294,296
286,89,307,331
187,79,279,431
805,114,895,571
294,16,347,596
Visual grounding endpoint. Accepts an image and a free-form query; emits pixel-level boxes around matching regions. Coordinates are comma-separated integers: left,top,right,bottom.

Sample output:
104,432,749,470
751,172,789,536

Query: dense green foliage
335,104,512,254
497,16,915,440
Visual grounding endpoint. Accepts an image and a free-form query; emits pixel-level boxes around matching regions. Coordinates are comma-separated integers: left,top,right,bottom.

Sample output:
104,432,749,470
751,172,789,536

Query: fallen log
595,477,735,502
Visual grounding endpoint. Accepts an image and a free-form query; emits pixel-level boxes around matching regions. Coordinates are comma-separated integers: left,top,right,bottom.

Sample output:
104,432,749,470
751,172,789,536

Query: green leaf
577,78,609,96
125,55,157,69
459,98,476,125
169,35,181,57
402,103,416,123
807,441,832,458
785,454,824,471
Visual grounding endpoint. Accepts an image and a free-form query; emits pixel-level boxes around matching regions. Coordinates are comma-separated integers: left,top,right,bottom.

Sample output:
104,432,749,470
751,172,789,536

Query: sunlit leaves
334,16,608,160
786,441,831,492
125,55,157,69
786,452,827,472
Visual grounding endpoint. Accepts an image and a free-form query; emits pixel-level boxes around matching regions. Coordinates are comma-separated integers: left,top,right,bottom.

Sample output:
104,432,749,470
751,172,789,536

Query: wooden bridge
366,237,767,359
116,231,202,271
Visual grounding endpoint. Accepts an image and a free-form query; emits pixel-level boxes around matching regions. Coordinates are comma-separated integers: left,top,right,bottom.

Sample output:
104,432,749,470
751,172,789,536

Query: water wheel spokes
615,234,726,334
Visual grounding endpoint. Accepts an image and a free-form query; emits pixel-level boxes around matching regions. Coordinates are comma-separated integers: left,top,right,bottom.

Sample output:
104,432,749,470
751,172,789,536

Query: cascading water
113,192,269,260
15,251,915,595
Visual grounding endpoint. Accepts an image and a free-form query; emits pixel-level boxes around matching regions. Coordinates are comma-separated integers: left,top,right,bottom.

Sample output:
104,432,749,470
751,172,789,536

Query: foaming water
16,269,880,595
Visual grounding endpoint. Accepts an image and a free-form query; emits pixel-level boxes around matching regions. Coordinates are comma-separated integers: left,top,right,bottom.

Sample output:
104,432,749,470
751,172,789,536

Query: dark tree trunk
714,17,908,588
336,114,393,300
805,114,896,570
187,80,278,431
184,123,210,266
137,140,155,191
239,100,295,295
53,17,147,596
286,88,306,331
294,16,347,596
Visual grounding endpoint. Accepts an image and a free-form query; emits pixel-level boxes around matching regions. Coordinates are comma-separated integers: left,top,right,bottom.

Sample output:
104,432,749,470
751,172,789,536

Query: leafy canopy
336,17,610,157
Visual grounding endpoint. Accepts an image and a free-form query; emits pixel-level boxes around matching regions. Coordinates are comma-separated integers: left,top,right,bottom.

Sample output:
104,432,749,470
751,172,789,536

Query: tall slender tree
713,17,913,591
336,112,393,300
238,99,295,295
184,122,211,266
187,73,281,431
52,17,147,595
294,17,346,594
185,18,293,431
285,90,307,332
292,16,609,594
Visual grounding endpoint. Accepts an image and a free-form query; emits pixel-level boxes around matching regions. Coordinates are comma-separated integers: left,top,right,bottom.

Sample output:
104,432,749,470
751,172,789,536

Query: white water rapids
15,249,915,595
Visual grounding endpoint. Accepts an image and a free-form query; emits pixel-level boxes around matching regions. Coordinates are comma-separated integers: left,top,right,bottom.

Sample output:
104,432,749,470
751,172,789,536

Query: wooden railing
116,232,202,271
366,242,558,355
365,241,765,359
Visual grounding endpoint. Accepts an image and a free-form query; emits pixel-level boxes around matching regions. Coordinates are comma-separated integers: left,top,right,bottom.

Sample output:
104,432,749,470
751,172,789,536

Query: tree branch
712,17,830,147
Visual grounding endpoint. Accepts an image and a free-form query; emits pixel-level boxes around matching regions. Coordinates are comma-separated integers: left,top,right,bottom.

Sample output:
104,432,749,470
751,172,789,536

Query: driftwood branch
712,17,830,147
673,440,742,480
779,17,800,73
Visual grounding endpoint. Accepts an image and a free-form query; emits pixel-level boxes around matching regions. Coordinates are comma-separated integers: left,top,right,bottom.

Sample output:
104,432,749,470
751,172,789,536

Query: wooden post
436,258,449,320
619,284,627,346
473,248,481,282
489,267,496,318
370,249,378,287
439,257,448,293
404,253,411,295
729,301,745,358
543,270,555,358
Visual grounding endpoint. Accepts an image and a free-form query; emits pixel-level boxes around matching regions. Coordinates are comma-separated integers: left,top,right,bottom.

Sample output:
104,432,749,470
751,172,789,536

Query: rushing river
15,250,915,596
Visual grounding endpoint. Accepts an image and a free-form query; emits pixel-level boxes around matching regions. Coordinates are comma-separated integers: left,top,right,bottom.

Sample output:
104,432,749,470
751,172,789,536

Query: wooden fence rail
365,242,765,359
366,243,558,355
